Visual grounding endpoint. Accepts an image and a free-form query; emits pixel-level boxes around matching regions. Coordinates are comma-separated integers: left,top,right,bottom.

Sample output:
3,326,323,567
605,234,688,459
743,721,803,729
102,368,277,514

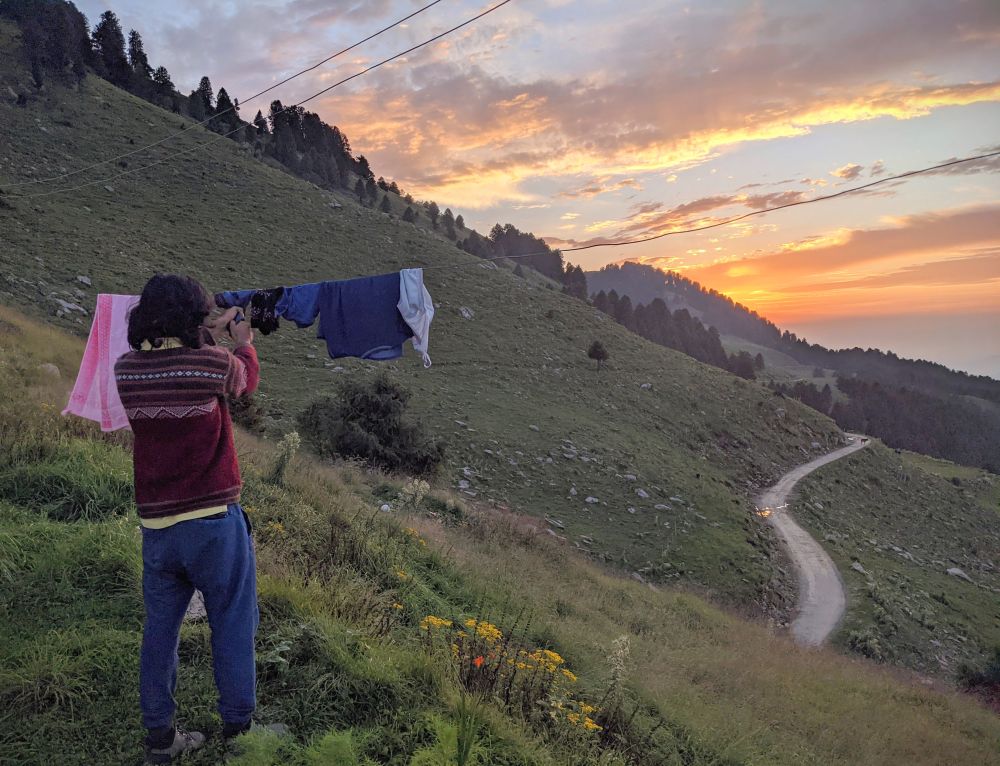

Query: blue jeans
139,504,258,731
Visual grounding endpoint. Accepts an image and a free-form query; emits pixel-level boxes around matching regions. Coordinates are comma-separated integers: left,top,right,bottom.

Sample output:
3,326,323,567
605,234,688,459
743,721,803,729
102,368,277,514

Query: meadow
3,306,1000,765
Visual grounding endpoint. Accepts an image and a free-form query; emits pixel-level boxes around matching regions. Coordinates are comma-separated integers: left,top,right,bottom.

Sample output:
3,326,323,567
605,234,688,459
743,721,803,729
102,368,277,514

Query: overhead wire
5,0,513,199
423,149,1000,268
5,0,446,188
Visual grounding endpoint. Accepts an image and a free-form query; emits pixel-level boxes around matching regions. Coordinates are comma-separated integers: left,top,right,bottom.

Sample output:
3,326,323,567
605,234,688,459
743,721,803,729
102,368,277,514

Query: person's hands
228,312,254,346
205,307,240,341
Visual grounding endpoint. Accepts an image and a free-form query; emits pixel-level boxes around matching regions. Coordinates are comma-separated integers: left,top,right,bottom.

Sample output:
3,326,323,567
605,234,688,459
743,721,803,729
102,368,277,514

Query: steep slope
4,305,1000,766
795,445,1000,675
0,22,842,612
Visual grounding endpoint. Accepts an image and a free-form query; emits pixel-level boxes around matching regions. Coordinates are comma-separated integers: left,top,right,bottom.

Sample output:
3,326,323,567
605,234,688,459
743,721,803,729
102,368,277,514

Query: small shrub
297,374,445,476
267,431,301,486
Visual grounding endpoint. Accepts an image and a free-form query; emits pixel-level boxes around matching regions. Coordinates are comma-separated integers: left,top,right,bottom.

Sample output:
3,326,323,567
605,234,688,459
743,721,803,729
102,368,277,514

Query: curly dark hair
128,274,212,350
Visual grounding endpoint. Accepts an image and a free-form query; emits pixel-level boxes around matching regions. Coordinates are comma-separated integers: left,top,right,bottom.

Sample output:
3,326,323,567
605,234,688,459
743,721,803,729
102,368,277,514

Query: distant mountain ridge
588,262,1000,471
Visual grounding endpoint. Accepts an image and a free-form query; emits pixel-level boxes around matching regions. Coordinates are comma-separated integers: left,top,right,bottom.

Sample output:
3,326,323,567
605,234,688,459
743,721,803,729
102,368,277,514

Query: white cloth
398,268,435,368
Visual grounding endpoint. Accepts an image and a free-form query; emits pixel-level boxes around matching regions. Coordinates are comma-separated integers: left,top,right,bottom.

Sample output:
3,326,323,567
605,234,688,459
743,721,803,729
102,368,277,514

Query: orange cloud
676,205,1000,321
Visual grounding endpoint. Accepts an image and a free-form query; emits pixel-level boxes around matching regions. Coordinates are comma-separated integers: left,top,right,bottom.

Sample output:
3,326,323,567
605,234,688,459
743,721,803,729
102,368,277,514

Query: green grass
720,334,842,395
3,307,1000,765
795,444,1000,674
3,15,1000,694
0,21,846,617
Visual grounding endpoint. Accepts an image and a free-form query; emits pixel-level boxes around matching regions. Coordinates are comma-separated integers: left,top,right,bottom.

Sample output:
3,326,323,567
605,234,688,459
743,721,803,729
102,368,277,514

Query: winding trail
758,435,868,646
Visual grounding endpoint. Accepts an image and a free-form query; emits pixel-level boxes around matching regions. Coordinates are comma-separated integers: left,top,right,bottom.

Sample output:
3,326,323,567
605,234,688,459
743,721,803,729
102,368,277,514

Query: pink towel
63,294,139,431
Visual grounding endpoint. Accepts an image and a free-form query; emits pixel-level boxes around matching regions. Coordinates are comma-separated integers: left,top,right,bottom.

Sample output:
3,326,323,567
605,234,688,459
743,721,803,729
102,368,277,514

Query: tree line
771,378,1000,472
591,263,1000,405
591,289,762,379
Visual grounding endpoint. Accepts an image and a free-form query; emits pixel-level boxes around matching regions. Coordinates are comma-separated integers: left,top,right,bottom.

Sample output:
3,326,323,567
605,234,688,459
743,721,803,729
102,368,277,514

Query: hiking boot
144,727,206,764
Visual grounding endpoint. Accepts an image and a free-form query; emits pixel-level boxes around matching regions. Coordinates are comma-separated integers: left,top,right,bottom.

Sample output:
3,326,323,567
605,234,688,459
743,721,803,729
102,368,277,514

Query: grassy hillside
0,20,844,616
4,18,1000,683
795,445,1000,674
3,306,1000,765
720,334,842,394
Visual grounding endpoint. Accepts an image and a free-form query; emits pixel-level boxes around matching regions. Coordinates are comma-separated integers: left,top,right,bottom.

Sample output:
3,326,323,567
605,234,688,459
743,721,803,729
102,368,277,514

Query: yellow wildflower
583,718,602,732
464,619,503,643
560,668,578,683
392,603,404,610
395,569,410,581
419,615,452,631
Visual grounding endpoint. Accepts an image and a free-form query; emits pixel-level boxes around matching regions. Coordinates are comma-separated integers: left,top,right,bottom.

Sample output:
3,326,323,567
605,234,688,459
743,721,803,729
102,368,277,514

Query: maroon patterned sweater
114,343,259,520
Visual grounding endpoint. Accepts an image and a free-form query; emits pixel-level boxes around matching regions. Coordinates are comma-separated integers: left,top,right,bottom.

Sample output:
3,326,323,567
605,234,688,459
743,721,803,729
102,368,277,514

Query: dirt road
758,435,868,646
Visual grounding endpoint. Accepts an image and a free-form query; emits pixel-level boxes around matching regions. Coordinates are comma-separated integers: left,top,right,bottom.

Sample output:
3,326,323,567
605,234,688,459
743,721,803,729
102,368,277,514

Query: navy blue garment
139,504,258,732
214,289,256,309
317,273,413,360
275,281,323,328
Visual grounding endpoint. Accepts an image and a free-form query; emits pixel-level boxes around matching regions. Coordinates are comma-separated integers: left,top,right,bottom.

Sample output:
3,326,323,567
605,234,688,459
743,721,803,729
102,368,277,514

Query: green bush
297,375,445,476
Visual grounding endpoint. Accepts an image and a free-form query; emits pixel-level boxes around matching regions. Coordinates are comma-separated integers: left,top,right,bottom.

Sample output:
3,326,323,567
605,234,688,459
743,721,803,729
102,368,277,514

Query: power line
423,149,1000,268
5,0,445,188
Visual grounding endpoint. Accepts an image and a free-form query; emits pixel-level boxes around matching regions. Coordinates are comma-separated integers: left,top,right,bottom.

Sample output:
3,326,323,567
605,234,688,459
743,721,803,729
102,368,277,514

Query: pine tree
442,207,456,238
403,206,416,223
587,340,609,371
426,201,440,229
195,75,214,114
215,87,234,117
354,178,365,203
380,195,392,214
389,181,400,195
253,110,269,136
187,89,206,121
91,11,129,85
127,29,151,79
152,66,173,91
365,178,378,205
455,214,465,230
377,176,389,191
755,353,766,371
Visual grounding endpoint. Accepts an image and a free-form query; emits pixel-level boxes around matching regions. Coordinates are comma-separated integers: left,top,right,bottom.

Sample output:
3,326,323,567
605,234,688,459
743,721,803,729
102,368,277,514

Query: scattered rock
635,488,650,499
639,383,652,390
380,504,392,513
775,407,786,419
76,275,91,286
37,363,60,379
546,517,565,530
529,424,539,432
946,567,973,583
51,297,87,315
851,561,868,575
584,496,599,504
810,441,821,449
457,480,471,490
458,306,474,320
631,572,646,583
654,503,671,511
103,184,114,193
627,507,637,514
623,474,637,481
569,487,577,496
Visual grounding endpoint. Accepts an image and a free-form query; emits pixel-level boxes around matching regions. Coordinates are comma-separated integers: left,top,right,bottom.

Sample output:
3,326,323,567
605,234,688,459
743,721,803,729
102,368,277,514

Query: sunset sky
77,0,1000,376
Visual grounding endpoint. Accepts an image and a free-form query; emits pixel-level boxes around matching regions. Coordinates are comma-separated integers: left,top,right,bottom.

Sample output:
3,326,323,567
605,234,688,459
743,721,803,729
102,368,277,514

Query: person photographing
115,274,260,763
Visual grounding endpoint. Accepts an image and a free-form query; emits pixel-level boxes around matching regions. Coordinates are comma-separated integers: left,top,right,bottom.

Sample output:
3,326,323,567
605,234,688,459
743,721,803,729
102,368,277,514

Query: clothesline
64,268,436,432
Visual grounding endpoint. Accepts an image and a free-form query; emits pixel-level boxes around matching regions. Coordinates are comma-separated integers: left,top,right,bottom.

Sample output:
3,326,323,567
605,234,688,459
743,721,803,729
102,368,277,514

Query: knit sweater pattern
114,344,259,519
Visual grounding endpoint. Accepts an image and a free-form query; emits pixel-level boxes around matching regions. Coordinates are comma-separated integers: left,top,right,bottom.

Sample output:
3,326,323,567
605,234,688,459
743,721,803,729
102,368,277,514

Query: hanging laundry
275,281,323,328
398,268,435,367
214,289,255,309
317,273,414,361
211,270,436,364
248,287,283,335
63,293,139,431
215,287,284,334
